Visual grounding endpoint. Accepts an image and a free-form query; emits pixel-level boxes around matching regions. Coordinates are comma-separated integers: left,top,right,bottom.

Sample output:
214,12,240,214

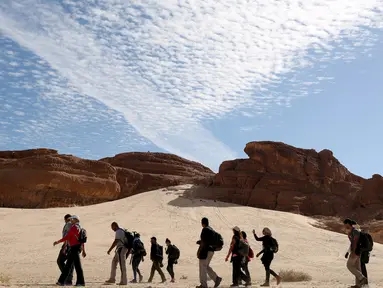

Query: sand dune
0,185,382,288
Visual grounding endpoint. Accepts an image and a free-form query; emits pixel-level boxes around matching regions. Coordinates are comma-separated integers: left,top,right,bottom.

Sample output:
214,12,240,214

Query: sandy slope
0,185,382,288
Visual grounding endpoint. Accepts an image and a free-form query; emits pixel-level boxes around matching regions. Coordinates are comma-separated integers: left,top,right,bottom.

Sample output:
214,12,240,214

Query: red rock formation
0,149,214,208
204,141,382,224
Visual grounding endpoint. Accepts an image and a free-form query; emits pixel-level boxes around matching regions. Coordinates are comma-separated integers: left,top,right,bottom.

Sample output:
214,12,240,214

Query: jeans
241,258,251,284
58,245,84,285
231,256,242,285
132,254,143,281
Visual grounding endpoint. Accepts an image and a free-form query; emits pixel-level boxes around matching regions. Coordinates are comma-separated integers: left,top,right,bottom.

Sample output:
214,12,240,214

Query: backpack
171,245,180,260
270,237,279,253
210,228,224,251
358,231,373,252
237,239,250,257
156,244,164,259
133,238,147,256
78,228,87,244
121,229,135,249
248,246,254,259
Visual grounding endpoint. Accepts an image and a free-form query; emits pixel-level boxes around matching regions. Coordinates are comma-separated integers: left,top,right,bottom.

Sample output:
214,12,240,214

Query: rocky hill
0,149,213,208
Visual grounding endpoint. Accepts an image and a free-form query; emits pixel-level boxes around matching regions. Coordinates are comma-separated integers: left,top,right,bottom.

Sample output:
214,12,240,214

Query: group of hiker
52,214,374,288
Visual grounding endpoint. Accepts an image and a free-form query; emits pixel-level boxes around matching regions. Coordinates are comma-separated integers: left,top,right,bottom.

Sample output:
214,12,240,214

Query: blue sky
0,0,382,178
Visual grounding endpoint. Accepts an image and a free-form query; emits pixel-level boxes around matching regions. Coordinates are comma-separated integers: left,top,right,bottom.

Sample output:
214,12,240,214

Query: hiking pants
132,254,142,281
231,256,242,285
361,252,369,284
148,260,166,282
199,251,218,287
361,261,368,283
241,258,251,284
57,245,74,283
347,255,365,286
167,259,175,279
58,245,85,286
110,247,128,285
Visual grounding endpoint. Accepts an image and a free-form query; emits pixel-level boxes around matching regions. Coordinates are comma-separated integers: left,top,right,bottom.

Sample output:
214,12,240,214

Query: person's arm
54,226,73,245
256,249,265,257
350,230,359,256
253,234,264,242
225,237,236,262
200,228,210,248
107,239,119,254
82,243,86,258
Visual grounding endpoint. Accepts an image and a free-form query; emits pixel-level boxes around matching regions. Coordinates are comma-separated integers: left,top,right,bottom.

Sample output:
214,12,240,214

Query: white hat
70,215,80,221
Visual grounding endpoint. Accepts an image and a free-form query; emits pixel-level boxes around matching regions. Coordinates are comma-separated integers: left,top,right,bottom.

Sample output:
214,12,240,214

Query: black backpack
359,231,373,252
133,238,147,256
171,245,180,260
122,229,135,249
270,237,279,253
209,228,224,251
156,244,164,259
77,226,87,244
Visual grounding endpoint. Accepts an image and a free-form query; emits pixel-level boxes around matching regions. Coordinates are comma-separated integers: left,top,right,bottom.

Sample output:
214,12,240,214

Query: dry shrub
0,273,10,284
279,269,312,282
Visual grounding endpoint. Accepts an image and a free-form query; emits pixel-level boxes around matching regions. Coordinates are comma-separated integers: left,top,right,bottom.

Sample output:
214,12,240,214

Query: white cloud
0,0,382,168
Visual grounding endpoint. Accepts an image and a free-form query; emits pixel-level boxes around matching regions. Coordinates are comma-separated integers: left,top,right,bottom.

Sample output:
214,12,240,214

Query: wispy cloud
0,0,382,168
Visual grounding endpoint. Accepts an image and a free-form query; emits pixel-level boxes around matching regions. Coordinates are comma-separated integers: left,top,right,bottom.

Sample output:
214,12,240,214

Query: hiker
53,215,86,286
131,233,145,283
104,222,129,285
148,237,166,283
225,226,251,287
56,214,74,285
165,238,180,283
344,219,368,287
240,231,252,286
196,217,222,288
253,228,281,287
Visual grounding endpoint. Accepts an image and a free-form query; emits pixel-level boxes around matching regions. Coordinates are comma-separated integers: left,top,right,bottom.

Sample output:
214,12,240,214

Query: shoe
130,279,137,283
56,283,64,286
147,280,152,283
230,285,239,287
170,278,175,283
139,275,143,283
214,276,222,288
117,283,127,286
260,283,270,287
276,275,282,285
245,282,252,287
360,278,368,287
64,282,72,286
104,279,115,284
195,286,208,288
161,279,167,283
74,285,85,287
349,286,360,288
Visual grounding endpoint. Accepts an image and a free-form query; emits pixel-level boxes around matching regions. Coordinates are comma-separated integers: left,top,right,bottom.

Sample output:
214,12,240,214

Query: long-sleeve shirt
348,228,360,255
198,226,215,259
58,224,82,247
253,234,273,253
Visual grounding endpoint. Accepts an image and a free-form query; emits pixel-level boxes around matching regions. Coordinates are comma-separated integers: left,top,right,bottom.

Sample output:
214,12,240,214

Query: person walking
196,217,222,288
104,222,129,285
225,226,250,287
54,215,86,287
130,233,145,283
56,214,74,285
148,237,166,283
240,231,252,286
344,219,368,288
253,228,281,287
165,238,180,283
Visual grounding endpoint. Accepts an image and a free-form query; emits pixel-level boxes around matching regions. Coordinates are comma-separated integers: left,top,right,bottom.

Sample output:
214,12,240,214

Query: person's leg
155,261,166,282
361,258,368,284
57,248,66,273
206,251,218,282
264,262,271,284
132,255,138,281
347,256,366,286
199,258,208,287
57,250,74,284
72,246,85,285
167,260,175,279
148,262,156,282
118,247,128,285
243,259,251,284
233,257,242,285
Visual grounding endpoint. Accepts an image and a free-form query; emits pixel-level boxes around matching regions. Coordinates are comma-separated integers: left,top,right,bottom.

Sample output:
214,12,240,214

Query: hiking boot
139,275,143,283
260,283,270,287
245,282,252,287
276,276,282,285
161,279,167,283
129,279,137,283
214,276,222,288
170,278,175,283
104,279,115,284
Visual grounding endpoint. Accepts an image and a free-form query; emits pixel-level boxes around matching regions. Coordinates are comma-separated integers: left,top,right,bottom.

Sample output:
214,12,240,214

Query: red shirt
58,224,82,247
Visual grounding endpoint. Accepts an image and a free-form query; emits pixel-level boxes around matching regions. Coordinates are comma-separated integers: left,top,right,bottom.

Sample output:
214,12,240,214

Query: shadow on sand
166,185,239,208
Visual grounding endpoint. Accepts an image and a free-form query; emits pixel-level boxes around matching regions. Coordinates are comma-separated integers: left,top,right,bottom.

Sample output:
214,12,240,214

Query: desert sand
0,185,382,288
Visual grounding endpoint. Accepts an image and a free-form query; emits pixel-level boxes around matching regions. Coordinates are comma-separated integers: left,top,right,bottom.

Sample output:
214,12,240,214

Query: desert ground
0,185,382,288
